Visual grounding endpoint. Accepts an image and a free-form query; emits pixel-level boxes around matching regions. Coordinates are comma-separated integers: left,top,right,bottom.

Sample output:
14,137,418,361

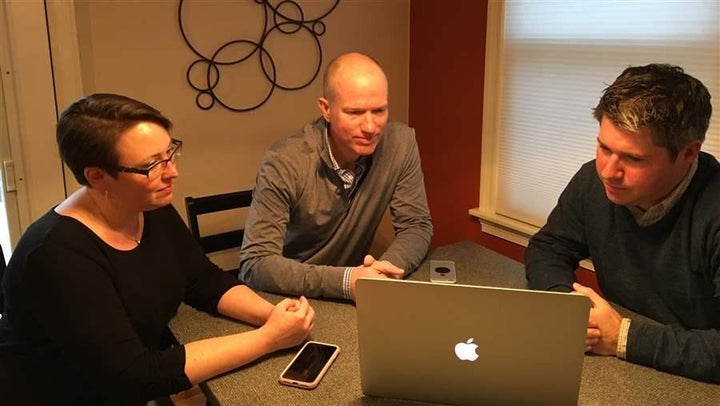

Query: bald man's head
317,52,389,168
322,53,388,102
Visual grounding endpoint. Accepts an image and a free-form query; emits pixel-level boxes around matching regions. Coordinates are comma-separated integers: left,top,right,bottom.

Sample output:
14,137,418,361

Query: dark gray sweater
239,118,433,299
526,152,720,383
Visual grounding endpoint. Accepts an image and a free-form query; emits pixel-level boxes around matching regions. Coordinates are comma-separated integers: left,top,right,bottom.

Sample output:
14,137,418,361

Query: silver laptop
356,278,591,405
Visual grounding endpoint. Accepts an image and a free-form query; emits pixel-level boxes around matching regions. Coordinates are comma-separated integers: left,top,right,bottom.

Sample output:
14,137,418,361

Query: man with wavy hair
526,64,718,383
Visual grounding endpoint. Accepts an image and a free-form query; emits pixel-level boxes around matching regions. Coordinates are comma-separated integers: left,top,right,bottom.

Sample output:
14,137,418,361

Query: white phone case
430,260,457,283
278,341,340,389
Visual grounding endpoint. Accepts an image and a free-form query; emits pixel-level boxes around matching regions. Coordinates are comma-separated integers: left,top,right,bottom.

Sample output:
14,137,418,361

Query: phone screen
280,341,339,388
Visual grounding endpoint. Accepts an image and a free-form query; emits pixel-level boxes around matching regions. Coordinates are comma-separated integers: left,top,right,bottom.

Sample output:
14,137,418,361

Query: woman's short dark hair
57,93,173,186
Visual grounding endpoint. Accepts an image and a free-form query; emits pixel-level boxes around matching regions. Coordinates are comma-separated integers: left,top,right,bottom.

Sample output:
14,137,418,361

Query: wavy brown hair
593,64,711,159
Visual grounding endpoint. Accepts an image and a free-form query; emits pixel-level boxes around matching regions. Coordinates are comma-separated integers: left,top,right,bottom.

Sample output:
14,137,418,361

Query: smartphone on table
278,341,340,389
430,260,457,283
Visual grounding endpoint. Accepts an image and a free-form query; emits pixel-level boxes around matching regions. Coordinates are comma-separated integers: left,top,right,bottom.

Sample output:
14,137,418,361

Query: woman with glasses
0,93,315,404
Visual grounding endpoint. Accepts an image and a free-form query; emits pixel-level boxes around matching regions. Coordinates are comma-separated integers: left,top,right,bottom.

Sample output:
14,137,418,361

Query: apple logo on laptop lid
454,338,479,361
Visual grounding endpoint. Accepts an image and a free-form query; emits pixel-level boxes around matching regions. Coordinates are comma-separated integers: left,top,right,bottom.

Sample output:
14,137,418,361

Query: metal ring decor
178,0,340,112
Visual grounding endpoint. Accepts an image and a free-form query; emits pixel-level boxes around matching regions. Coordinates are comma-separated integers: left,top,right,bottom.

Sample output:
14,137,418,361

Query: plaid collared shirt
628,157,698,227
326,131,369,199
325,130,371,299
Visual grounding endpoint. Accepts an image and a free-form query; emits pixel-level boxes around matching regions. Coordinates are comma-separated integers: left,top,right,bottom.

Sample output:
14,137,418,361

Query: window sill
469,207,595,272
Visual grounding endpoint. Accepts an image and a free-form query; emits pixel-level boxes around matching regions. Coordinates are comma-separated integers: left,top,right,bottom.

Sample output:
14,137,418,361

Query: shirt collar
628,157,698,226
325,128,342,171
324,127,368,171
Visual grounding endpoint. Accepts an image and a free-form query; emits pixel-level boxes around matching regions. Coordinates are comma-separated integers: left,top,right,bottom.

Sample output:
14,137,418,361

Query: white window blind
474,0,720,243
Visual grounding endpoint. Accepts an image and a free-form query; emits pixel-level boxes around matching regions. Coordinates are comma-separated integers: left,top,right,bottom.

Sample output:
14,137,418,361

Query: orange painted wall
408,0,499,251
408,0,599,292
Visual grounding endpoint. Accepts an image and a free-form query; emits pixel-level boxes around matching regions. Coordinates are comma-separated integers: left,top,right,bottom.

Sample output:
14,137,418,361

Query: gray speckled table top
169,240,720,405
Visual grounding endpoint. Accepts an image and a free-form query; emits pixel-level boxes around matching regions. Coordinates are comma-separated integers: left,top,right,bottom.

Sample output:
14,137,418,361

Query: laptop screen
356,278,590,405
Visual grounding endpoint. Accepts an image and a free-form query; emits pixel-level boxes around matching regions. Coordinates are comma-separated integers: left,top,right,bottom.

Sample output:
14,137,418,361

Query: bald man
239,52,433,300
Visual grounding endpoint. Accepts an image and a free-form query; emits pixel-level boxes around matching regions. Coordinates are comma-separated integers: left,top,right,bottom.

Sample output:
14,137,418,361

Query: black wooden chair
184,190,253,276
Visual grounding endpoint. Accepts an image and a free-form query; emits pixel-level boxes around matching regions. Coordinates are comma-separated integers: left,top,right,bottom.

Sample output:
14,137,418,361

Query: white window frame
470,1,719,273
471,1,539,247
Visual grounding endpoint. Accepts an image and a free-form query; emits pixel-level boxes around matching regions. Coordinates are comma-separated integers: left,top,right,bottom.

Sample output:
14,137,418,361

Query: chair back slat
184,190,253,275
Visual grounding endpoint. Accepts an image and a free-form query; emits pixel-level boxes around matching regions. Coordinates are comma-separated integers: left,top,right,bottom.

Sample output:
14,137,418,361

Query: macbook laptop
356,278,591,405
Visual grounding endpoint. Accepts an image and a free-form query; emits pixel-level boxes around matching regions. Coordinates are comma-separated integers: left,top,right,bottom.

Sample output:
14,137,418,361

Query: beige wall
30,0,409,265
70,0,409,213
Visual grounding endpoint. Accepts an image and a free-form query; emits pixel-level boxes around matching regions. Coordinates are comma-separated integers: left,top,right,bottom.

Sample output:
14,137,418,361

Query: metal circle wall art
178,0,340,112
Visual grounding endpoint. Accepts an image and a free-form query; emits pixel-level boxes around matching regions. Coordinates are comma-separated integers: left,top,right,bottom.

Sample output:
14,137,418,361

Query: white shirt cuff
342,267,354,300
617,317,631,359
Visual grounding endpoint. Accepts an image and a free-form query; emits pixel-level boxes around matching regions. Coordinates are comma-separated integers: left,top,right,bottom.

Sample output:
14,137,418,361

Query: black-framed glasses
114,138,182,179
